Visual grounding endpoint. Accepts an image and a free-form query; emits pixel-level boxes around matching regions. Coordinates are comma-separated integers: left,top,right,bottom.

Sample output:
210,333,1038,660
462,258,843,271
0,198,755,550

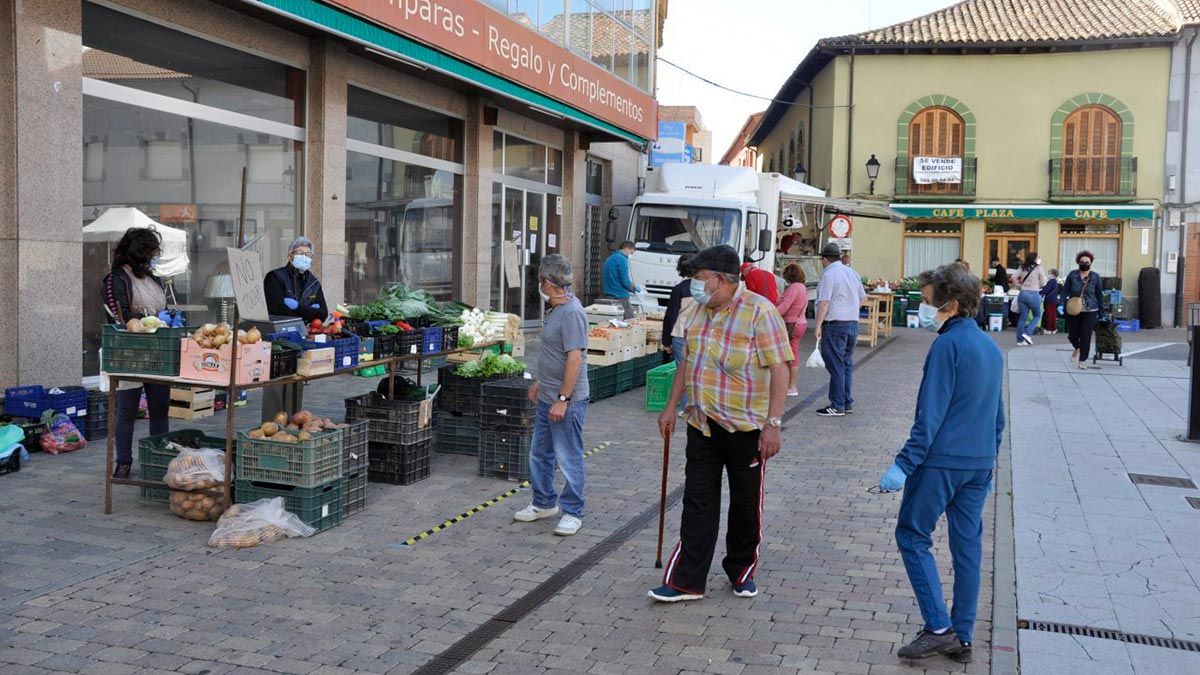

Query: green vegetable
375,324,400,335
457,333,475,348
454,352,525,378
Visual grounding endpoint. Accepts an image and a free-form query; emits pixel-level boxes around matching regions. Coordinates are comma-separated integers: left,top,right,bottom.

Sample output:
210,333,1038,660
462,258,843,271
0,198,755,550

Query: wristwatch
766,417,783,429
557,394,572,402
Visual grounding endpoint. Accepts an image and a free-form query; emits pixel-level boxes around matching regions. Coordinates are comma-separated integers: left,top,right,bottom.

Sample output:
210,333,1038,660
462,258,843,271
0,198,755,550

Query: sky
655,0,960,161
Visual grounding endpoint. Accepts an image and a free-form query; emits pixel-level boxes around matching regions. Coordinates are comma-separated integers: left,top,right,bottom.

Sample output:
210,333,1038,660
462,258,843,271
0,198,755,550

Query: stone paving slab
1010,340,1200,673
1,329,1000,674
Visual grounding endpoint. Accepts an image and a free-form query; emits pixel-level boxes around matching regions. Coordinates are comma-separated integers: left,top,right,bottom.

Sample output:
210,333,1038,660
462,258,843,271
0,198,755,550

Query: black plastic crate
368,441,431,485
436,366,516,415
345,393,433,445
395,330,422,357
436,411,481,455
478,432,532,482
342,420,369,474
342,469,367,518
270,341,301,379
441,326,460,352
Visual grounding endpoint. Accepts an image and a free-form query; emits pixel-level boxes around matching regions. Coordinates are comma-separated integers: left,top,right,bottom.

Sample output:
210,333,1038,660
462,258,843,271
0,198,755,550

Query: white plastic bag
630,288,657,315
805,340,825,369
164,446,226,491
208,497,315,548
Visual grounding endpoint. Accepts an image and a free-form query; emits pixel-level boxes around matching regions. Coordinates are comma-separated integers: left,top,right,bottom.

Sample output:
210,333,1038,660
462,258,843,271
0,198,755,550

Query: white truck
623,164,901,306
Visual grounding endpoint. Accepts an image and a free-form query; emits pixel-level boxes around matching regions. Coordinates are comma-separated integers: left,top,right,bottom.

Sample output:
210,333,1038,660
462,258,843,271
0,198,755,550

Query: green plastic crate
101,325,193,377
137,429,226,502
645,362,678,412
589,364,617,401
235,429,343,487
234,478,343,533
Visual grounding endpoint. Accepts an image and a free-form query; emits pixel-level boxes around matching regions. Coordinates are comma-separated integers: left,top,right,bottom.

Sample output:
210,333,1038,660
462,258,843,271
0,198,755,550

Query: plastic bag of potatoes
169,489,229,521
164,446,226,491
207,497,315,548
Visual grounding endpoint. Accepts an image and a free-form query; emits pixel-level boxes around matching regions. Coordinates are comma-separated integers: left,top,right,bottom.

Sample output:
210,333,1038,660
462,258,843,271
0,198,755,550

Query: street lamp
793,162,808,184
865,154,881,195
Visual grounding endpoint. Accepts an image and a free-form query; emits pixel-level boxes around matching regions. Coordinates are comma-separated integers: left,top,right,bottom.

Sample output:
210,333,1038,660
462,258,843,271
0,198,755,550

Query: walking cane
655,431,670,568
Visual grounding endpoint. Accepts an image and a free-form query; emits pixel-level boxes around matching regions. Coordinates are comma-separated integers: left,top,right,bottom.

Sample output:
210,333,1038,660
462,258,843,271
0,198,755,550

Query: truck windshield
631,205,742,253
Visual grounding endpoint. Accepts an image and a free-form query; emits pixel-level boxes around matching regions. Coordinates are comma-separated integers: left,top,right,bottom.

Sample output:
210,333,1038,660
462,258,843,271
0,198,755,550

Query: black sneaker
113,463,132,480
843,407,854,414
815,406,844,417
949,641,972,663
896,629,961,660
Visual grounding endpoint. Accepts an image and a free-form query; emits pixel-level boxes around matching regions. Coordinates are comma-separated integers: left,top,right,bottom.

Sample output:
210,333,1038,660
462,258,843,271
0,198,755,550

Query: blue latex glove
283,297,299,310
879,463,908,492
156,310,173,324
170,312,185,328
310,303,320,309
1057,305,1064,316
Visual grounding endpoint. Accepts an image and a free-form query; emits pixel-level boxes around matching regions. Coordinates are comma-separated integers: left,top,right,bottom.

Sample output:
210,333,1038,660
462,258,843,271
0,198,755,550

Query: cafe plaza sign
323,0,657,140
891,203,1156,221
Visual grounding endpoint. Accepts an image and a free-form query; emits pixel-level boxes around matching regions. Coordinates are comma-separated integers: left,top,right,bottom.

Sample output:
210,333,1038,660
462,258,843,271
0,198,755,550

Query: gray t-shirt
538,297,590,404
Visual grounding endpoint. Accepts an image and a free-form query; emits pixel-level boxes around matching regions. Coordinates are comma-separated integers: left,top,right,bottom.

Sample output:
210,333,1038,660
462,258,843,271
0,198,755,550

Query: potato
291,411,313,427
259,422,279,436
297,431,312,441
246,429,265,440
202,323,217,336
273,412,289,426
285,423,300,431
245,327,262,344
302,423,322,434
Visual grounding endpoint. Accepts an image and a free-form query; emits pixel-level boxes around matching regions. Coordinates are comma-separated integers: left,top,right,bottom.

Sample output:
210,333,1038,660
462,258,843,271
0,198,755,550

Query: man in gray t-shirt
513,254,590,536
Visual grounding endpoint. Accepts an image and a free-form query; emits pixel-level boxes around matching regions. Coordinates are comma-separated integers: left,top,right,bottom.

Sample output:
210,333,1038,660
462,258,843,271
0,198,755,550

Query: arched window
908,106,964,195
1061,105,1121,195
788,138,795,175
778,149,785,175
768,156,775,173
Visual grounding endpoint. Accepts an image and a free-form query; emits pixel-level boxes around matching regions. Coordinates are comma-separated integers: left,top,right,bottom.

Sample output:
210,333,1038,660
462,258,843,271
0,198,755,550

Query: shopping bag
805,340,825,369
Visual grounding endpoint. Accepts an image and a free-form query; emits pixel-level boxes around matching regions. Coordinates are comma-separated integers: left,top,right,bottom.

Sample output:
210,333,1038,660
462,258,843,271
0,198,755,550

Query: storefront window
345,153,462,303
504,135,548,182
348,87,463,163
1059,223,1120,277
903,222,962,278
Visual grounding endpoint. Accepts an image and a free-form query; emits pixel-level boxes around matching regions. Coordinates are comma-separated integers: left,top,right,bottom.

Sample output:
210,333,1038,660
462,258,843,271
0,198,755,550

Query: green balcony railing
1049,157,1137,201
894,156,977,201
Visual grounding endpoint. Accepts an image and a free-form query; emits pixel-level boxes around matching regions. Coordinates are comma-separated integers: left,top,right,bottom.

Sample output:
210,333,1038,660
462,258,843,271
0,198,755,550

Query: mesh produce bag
164,446,226,491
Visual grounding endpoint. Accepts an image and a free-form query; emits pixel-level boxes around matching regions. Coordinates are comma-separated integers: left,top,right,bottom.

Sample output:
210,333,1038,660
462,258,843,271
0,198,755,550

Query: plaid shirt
682,287,793,435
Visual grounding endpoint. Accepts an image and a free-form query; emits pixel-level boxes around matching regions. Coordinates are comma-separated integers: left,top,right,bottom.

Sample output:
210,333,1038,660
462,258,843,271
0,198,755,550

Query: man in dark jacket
662,253,696,356
878,264,1004,665
264,237,328,324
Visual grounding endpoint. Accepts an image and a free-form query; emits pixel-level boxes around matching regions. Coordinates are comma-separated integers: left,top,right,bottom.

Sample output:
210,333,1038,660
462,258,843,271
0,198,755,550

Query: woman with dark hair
1062,250,1107,369
102,228,171,479
878,263,1003,664
775,263,808,396
1014,252,1047,346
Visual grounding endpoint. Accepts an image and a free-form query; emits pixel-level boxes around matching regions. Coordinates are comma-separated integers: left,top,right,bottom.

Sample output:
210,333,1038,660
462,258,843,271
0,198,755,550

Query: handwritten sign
227,247,269,321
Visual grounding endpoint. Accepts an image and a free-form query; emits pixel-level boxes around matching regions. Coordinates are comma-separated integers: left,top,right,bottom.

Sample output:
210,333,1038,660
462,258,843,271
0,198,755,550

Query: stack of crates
436,411,481,455
478,377,533,481
138,430,226,502
340,420,369,518
346,393,433,485
588,364,618,401
234,425,345,533
84,390,109,443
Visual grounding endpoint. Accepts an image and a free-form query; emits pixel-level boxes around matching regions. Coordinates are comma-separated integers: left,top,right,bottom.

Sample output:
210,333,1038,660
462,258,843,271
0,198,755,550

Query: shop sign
891,203,1156,221
650,122,688,167
912,157,961,185
322,0,657,140
160,204,197,223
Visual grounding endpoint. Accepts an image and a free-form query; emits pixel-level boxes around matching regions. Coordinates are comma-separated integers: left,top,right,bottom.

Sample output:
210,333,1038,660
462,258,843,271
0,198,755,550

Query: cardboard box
297,347,336,376
179,340,271,385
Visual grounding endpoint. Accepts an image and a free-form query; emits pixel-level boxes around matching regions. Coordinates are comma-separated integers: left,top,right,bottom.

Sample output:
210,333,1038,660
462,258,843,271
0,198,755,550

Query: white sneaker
1022,334,1034,346
554,514,582,536
513,504,559,522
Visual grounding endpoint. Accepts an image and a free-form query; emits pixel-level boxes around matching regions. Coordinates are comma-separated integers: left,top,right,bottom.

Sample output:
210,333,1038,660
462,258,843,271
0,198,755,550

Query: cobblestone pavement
1009,333,1200,674
0,323,1064,675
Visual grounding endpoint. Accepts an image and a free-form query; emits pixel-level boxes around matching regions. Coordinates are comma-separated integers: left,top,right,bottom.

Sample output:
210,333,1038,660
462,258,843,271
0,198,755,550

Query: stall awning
784,195,906,222
890,203,1156,221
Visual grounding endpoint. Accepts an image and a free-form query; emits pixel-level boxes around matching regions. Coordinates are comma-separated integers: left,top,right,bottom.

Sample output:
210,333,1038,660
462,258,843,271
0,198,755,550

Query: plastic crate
235,429,343,488
269,341,301,379
588,364,617,401
342,420,369,474
138,430,226,502
266,329,360,371
395,329,423,357
616,369,636,393
101,325,193,377
342,469,367,518
4,385,88,419
436,412,481,455
478,432,532,482
645,362,678,412
234,478,343,533
480,377,535,429
368,440,431,485
441,326,460,352
436,366,516,415
348,322,398,360
345,393,434,445
420,327,444,354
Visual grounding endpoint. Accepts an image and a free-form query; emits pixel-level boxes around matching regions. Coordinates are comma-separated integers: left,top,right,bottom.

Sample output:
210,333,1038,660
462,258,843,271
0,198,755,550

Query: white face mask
917,301,950,332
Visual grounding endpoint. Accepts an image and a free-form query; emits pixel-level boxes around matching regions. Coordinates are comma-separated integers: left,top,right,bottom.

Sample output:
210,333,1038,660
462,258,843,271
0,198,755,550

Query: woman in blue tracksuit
878,263,1005,664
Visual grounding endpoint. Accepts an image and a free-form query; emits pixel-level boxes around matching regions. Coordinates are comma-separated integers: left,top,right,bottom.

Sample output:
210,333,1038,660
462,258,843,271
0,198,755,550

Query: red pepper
395,320,413,331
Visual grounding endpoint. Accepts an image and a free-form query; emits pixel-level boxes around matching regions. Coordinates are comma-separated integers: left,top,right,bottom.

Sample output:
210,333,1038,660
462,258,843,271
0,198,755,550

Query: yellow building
750,0,1177,317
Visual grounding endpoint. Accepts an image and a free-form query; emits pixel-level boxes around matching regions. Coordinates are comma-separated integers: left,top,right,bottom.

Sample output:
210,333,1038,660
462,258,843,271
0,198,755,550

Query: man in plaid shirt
650,245,793,602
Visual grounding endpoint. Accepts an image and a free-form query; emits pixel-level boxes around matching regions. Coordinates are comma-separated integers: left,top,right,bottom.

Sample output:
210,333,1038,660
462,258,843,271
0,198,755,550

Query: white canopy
82,207,190,277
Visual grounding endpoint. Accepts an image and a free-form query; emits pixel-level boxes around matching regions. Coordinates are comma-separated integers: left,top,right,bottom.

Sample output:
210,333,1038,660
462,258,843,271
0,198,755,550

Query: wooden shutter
1061,106,1120,195
908,106,964,195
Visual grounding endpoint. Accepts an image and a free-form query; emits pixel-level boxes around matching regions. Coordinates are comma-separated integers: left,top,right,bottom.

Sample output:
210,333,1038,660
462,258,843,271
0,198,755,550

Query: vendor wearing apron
261,237,328,421
102,228,171,479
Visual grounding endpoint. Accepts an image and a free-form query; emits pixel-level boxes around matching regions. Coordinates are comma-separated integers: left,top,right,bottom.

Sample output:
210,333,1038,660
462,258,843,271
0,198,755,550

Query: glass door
984,235,1036,279
524,192,546,324
498,187,547,323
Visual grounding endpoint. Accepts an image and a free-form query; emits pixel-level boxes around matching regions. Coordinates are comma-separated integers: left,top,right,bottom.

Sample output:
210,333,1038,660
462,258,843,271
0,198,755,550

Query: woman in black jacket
102,228,170,479
1062,250,1108,369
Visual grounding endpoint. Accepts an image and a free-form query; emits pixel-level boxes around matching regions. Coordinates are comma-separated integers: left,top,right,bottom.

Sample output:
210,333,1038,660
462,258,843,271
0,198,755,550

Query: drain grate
1128,473,1198,489
1019,619,1200,652
1187,497,1200,509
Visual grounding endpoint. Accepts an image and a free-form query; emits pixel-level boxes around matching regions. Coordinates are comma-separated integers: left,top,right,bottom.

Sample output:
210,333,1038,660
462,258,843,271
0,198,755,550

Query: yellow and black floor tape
401,442,612,546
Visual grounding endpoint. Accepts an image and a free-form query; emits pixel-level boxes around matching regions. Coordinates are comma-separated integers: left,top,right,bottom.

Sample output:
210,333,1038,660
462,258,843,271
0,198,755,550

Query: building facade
1167,4,1200,325
719,111,764,169
751,0,1174,322
0,0,666,387
657,105,712,164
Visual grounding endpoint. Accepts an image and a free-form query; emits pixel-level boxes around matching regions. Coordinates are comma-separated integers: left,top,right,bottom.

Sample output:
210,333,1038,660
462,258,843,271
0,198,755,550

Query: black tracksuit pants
662,419,765,594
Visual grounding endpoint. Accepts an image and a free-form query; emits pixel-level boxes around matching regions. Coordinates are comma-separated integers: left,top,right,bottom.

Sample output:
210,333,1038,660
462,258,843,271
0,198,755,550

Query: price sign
226,247,269,321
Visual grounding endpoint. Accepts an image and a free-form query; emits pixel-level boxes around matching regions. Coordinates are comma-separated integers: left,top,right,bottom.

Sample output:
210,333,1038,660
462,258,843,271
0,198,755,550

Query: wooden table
858,292,895,347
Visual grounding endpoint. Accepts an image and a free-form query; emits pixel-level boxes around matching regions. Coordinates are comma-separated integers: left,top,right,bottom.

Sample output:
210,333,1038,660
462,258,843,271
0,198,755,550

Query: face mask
690,278,712,306
292,253,312,272
1079,261,1091,271
917,302,949,333
149,257,161,274
1035,258,1042,266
